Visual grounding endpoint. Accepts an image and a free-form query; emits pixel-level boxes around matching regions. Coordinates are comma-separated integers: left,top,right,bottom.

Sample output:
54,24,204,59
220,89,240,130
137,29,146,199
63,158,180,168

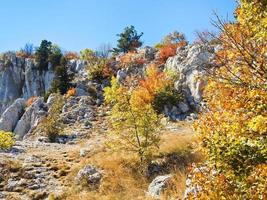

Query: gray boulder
0,98,26,132
75,165,102,186
14,97,48,140
148,174,172,199
116,69,127,83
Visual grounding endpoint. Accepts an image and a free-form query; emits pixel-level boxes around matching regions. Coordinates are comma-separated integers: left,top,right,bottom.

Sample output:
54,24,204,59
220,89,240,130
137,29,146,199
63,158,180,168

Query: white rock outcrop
0,98,26,132
0,53,54,115
14,97,48,140
165,44,215,109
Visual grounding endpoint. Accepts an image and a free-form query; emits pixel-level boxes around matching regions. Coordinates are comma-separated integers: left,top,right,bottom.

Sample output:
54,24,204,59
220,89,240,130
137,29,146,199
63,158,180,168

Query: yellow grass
57,123,202,200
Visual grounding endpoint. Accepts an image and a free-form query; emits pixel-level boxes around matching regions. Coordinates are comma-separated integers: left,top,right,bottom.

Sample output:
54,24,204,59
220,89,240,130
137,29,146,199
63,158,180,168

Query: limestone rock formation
0,53,54,114
165,44,215,109
0,98,26,132
14,97,48,140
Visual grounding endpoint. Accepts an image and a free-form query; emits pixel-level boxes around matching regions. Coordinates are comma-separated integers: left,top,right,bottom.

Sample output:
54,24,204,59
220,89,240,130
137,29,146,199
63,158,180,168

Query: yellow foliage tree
104,77,161,162
192,0,267,199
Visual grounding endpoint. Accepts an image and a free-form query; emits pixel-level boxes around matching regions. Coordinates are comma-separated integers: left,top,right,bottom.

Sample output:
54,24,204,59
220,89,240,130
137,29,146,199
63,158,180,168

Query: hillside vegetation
0,0,266,199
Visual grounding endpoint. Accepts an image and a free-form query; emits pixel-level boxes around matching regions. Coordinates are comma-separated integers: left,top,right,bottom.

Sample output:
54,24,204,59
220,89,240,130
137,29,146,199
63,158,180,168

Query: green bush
39,94,65,142
50,57,74,95
87,59,106,81
87,58,114,81
0,131,15,150
153,85,183,113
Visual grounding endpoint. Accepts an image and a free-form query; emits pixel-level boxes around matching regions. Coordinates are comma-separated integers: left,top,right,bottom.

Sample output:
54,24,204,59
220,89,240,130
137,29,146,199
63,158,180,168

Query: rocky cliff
0,53,54,114
0,44,215,139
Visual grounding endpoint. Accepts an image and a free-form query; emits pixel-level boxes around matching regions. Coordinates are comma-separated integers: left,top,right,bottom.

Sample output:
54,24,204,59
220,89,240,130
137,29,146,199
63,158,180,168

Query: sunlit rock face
0,53,55,114
165,44,215,109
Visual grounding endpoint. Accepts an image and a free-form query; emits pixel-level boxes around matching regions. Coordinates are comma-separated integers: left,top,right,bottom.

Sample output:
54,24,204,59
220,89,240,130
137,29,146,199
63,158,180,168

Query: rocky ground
0,103,192,200
0,105,109,200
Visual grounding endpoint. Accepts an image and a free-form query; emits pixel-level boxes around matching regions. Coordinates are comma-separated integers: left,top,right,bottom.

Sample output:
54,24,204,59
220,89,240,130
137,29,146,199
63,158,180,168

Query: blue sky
0,0,236,52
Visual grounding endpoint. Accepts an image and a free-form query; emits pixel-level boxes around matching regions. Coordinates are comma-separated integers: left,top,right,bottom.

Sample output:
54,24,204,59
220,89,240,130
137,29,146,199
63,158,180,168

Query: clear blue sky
0,0,236,52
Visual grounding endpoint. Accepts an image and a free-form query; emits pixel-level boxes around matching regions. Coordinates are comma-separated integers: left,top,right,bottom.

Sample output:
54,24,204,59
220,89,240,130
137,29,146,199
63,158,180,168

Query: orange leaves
194,2,267,198
64,51,79,61
66,87,76,98
26,96,37,107
157,41,187,64
131,87,153,108
140,65,166,94
119,52,146,68
214,21,266,89
132,64,170,107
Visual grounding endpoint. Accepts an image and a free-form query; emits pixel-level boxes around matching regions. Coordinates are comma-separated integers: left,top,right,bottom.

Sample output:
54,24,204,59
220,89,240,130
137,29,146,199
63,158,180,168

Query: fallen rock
75,165,102,187
148,174,172,199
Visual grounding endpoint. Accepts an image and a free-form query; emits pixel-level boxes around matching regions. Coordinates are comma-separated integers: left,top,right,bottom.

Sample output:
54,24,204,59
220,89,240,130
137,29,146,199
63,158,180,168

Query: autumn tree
64,51,79,61
104,65,182,162
112,26,143,54
192,0,267,199
104,77,161,162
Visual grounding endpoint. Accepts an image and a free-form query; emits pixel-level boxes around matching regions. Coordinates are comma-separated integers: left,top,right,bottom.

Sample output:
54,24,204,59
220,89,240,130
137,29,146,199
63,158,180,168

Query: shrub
157,41,187,64
87,58,115,81
162,31,186,45
133,65,182,112
0,131,15,150
80,48,97,64
119,52,146,68
39,94,65,142
153,86,183,113
26,96,37,107
155,31,188,64
66,87,76,98
64,51,79,61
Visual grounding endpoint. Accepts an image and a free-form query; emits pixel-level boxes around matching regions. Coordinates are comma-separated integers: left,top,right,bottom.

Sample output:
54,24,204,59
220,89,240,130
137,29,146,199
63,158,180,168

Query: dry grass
57,123,202,200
